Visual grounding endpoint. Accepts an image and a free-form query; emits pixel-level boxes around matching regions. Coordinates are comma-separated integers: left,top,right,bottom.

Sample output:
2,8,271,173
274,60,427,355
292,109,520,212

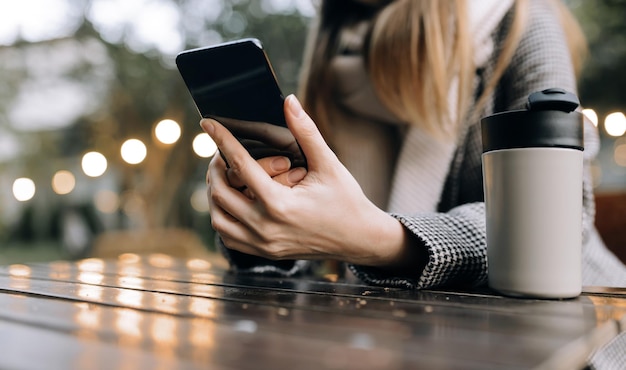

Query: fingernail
270,157,291,172
200,119,215,136
287,167,307,184
287,95,304,118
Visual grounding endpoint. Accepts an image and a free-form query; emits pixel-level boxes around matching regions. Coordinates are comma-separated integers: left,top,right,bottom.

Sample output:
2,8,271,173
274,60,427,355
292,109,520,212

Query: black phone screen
176,39,306,168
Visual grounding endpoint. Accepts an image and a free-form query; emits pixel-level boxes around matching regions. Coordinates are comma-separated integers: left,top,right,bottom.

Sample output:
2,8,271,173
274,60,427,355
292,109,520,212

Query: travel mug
481,88,584,299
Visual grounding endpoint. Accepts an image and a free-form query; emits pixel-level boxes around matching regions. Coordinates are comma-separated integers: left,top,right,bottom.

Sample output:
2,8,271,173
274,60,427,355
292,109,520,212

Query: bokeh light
148,253,174,268
52,170,76,195
121,139,147,164
154,119,181,145
604,112,626,137
614,144,626,167
582,108,598,127
118,253,141,264
193,133,218,158
190,187,209,213
94,189,120,214
121,191,145,217
82,151,108,177
13,177,36,201
8,264,32,277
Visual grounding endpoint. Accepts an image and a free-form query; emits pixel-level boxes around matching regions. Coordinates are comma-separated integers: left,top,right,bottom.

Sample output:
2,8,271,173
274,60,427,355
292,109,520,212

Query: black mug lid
481,88,584,153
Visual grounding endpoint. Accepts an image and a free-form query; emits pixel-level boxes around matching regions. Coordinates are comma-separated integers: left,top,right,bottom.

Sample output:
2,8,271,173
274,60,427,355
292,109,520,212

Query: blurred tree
0,0,313,252
569,0,626,115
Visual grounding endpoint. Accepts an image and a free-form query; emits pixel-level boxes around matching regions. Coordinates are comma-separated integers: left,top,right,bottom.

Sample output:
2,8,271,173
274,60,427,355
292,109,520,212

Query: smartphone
176,38,306,169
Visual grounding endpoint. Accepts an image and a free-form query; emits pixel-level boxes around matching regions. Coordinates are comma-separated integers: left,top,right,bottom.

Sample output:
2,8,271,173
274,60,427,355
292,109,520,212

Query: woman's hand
201,95,416,269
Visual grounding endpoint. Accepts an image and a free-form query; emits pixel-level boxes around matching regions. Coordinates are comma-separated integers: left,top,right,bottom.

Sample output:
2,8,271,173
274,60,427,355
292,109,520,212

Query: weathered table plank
0,257,624,370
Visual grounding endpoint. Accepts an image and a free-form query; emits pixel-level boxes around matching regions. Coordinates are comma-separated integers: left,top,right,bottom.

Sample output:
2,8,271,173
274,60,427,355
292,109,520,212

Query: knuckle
226,169,242,188
267,247,288,260
255,229,289,260
210,216,224,235
227,154,249,176
258,243,286,260
266,200,290,222
209,186,227,206
219,235,235,249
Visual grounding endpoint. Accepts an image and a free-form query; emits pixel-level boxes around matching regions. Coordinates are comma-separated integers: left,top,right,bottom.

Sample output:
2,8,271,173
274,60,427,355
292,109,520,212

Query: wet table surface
1,255,625,370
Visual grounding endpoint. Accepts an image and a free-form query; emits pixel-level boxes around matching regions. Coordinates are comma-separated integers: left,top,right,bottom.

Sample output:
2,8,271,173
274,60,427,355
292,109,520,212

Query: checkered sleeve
349,203,488,289
589,332,626,370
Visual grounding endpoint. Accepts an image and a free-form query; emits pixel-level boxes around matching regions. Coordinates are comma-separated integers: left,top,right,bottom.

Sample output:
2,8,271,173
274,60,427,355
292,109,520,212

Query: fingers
227,156,291,189
206,179,258,253
207,151,260,227
206,156,276,258
203,126,294,190
283,95,337,170
272,167,307,187
201,118,280,202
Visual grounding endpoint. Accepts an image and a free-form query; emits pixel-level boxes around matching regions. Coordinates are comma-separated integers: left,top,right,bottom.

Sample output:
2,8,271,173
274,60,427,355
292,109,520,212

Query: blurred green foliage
0,0,313,262
570,0,626,115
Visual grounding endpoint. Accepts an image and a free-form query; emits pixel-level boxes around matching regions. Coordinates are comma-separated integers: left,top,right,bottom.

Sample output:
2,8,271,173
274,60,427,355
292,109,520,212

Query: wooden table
1,255,625,370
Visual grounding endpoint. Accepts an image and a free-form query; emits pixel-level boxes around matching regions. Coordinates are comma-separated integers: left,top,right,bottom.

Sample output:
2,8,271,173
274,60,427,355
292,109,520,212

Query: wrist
368,213,427,276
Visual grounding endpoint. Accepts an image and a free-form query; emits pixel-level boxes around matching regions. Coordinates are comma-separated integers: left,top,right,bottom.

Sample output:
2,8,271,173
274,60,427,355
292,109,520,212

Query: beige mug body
482,147,583,298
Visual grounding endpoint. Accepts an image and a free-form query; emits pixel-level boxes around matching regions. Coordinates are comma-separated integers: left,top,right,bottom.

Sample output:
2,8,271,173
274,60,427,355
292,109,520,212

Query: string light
82,152,108,177
582,108,598,127
12,177,36,201
192,133,217,158
121,139,147,164
154,119,181,145
604,112,626,137
52,170,76,195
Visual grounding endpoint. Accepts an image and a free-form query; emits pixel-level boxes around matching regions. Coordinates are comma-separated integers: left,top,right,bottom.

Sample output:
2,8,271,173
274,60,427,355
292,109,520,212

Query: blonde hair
299,0,586,143
367,0,473,138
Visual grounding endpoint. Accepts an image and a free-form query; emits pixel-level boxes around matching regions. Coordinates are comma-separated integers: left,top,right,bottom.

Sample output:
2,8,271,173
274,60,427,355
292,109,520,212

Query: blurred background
0,0,625,266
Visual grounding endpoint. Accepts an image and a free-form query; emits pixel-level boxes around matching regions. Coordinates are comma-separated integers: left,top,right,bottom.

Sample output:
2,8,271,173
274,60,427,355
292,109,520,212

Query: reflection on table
1,254,625,370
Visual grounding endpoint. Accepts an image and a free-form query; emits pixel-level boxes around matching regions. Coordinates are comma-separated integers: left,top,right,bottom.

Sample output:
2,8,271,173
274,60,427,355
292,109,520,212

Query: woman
204,2,626,366
203,0,626,290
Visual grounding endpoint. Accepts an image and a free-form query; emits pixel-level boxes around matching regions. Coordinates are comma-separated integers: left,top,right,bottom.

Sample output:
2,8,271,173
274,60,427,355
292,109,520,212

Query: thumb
284,94,337,170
